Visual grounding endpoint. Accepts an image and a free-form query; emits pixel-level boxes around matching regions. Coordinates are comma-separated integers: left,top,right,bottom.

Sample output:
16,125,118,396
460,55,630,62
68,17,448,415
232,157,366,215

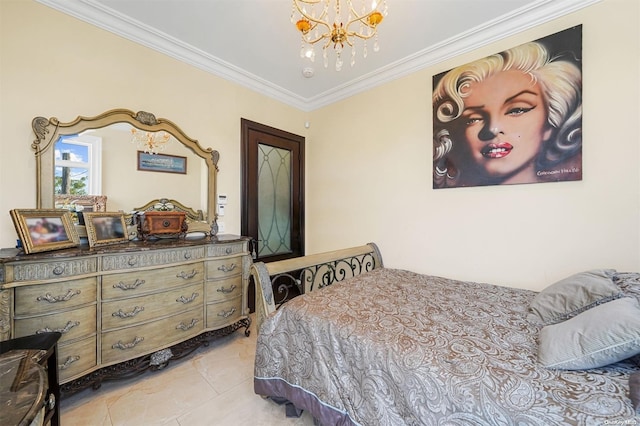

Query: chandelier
292,0,388,71
130,128,171,154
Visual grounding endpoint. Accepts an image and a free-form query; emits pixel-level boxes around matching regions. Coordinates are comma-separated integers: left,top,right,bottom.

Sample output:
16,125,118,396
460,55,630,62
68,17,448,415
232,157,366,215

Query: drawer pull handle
112,306,145,318
225,248,232,254
176,293,199,304
127,257,138,266
176,319,199,331
184,252,192,259
177,270,198,279
218,263,236,273
114,279,145,291
52,265,64,275
36,320,80,334
37,289,80,303
217,307,236,319
112,337,144,350
59,356,80,370
217,285,237,294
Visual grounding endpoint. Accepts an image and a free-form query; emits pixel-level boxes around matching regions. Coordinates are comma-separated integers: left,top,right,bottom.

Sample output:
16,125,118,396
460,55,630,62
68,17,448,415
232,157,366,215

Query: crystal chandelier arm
321,37,335,50
294,0,323,6
344,27,376,41
344,7,382,40
302,28,333,45
293,0,331,33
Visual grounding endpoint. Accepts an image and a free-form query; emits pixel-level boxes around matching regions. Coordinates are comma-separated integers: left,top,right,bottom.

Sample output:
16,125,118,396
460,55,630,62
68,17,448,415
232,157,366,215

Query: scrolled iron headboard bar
251,243,383,333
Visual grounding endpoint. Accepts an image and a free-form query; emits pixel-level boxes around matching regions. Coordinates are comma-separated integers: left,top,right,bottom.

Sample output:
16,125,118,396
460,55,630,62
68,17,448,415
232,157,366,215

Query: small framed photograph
10,209,80,254
83,212,128,248
55,195,107,213
137,151,187,174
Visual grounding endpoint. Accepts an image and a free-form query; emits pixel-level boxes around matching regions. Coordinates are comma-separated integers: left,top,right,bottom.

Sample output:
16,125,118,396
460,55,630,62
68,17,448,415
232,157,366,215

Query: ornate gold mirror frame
32,109,219,230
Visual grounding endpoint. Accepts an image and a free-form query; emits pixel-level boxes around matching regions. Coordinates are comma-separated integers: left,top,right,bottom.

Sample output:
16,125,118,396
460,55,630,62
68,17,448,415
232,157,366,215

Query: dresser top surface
0,234,249,264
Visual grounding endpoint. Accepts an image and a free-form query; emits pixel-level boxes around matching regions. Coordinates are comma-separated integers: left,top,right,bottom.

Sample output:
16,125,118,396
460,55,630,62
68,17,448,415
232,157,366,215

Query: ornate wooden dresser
0,235,251,396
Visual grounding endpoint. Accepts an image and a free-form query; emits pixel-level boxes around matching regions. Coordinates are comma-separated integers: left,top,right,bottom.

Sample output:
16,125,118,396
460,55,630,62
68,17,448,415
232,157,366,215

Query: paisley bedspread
254,268,639,425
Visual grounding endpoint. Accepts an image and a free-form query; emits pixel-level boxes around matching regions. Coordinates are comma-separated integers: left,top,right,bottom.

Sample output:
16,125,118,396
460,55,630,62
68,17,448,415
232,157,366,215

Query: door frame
240,118,305,262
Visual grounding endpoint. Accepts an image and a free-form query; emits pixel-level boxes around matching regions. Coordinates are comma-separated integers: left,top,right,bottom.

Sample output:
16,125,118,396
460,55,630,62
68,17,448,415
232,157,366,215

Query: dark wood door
241,119,305,310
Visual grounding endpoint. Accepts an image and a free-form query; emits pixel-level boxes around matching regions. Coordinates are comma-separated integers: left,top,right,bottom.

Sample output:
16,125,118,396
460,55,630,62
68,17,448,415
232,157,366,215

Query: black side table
0,332,62,426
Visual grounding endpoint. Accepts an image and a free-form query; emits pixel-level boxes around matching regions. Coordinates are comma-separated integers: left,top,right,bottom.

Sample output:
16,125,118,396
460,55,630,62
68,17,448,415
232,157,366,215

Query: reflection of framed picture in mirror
10,209,80,254
137,151,187,174
55,195,107,213
84,212,128,248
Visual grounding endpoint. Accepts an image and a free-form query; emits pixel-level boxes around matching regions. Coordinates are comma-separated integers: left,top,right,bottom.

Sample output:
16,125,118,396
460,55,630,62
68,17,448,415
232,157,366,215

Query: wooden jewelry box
138,211,188,240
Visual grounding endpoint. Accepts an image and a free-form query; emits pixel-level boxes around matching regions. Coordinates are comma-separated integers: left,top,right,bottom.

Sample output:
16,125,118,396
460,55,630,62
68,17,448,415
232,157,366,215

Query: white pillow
538,297,640,370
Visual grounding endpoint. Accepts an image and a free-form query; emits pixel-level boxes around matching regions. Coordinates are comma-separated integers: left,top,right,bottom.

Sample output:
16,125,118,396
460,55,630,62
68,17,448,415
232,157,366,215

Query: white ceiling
37,0,598,111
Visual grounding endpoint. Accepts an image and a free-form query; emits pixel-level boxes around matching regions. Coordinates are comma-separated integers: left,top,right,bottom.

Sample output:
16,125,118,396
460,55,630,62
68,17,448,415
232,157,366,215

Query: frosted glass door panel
258,144,291,257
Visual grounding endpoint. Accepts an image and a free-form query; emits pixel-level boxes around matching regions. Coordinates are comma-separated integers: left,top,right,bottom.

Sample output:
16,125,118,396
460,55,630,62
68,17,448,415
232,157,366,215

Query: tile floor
60,316,315,425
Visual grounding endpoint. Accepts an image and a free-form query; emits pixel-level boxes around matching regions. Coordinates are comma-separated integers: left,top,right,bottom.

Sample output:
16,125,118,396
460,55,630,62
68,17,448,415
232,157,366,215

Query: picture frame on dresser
84,212,128,248
54,195,107,213
10,209,80,254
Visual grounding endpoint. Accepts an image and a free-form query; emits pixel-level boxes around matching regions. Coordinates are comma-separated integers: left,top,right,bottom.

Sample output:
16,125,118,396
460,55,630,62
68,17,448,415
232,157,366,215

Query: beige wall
99,126,203,213
0,0,309,247
307,0,640,290
2,0,639,292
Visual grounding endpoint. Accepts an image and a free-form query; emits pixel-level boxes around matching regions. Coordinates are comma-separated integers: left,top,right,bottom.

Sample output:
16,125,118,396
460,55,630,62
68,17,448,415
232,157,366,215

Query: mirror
32,109,219,230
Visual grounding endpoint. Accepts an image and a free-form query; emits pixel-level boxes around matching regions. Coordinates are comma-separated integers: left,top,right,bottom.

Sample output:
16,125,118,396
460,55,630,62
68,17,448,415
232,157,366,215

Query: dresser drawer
101,247,205,271
206,297,242,329
102,282,203,330
206,276,242,303
10,257,98,282
102,262,204,300
206,242,247,257
58,336,97,383
14,278,97,316
14,305,96,344
206,257,242,280
101,307,204,365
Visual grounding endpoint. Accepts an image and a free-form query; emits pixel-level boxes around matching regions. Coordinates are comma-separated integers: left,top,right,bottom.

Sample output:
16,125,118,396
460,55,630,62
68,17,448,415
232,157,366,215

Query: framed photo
55,195,107,213
137,151,187,174
10,209,80,254
83,212,128,248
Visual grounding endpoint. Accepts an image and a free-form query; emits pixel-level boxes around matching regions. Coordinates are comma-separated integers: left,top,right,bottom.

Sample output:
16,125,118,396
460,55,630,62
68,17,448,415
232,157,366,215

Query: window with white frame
55,133,102,195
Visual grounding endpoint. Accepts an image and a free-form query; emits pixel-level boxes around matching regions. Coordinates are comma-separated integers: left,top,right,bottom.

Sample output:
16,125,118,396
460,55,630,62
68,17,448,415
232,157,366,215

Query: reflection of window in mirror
55,134,102,195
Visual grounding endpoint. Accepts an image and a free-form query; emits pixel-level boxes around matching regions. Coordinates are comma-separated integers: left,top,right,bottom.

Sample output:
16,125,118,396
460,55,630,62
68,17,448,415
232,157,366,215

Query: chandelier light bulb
296,19,311,33
368,10,383,25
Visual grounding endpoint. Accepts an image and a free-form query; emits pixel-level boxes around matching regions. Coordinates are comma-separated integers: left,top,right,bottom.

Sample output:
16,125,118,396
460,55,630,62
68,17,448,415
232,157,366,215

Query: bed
252,243,640,425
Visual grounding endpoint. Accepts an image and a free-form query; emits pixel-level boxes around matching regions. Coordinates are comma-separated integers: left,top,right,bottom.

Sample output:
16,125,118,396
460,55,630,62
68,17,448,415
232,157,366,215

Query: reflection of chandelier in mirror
292,0,387,71
130,129,171,154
